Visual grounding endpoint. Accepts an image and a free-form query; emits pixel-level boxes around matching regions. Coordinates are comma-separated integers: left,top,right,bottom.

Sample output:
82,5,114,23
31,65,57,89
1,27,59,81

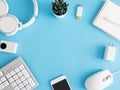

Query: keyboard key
19,65,25,70
15,68,20,73
13,75,18,80
11,71,16,76
22,69,30,79
19,83,24,89
17,72,23,77
0,84,4,89
8,78,14,83
0,81,2,84
16,79,21,84
11,82,17,87
3,81,9,87
6,73,11,79
1,77,6,82
21,87,26,90
14,86,20,90
0,72,3,77
20,76,26,82
26,85,31,90
23,80,28,86
28,78,35,87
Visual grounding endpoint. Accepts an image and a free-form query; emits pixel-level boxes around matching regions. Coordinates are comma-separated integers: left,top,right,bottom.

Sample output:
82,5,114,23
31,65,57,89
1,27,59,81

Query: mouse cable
113,70,120,75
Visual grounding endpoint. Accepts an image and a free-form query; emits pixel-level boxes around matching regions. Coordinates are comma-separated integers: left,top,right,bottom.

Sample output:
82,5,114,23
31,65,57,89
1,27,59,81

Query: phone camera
0,43,7,49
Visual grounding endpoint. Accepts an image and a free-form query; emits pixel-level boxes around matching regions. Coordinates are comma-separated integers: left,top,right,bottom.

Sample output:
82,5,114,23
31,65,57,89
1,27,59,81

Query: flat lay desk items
76,5,83,19
0,0,120,90
93,0,120,41
0,57,38,90
0,0,38,36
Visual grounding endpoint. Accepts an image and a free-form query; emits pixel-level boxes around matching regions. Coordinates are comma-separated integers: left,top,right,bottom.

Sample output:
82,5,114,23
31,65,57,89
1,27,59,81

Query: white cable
113,70,120,75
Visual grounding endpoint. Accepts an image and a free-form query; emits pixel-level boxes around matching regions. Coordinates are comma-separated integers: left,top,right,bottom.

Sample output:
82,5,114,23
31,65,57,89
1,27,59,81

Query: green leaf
55,0,58,3
52,0,69,15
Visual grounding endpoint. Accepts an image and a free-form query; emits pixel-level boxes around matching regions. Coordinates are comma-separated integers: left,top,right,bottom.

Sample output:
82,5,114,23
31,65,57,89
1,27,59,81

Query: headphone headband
20,0,38,29
33,0,38,16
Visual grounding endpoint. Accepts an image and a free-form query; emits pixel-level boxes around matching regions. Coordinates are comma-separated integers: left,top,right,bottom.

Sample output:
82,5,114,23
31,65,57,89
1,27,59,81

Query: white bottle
76,4,83,19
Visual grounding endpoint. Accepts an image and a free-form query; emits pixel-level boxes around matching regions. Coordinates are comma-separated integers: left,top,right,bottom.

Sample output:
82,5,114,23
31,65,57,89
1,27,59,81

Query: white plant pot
53,13,67,19
52,9,68,19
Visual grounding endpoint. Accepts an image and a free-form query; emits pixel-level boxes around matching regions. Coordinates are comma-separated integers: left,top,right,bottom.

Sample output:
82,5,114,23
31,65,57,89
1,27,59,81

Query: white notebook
93,0,120,41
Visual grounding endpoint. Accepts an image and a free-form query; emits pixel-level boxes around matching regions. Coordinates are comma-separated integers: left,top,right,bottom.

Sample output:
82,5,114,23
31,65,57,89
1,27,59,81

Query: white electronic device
85,70,113,90
104,43,116,62
0,40,18,54
85,69,120,90
50,75,72,90
0,0,38,36
93,0,120,41
0,57,39,90
76,4,83,19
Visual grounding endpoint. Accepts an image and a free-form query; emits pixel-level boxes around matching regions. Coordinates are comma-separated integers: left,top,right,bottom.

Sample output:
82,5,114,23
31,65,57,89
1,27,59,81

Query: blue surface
1,0,120,90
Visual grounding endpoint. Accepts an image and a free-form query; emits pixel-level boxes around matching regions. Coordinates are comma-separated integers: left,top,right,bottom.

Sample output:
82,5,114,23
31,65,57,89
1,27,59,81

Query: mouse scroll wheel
102,75,111,81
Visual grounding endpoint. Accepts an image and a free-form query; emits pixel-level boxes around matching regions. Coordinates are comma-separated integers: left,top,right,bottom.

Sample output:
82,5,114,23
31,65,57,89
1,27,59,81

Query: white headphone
0,0,38,36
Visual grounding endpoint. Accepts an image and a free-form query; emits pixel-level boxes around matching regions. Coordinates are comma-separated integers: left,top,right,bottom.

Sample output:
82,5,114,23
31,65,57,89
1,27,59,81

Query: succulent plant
52,0,69,16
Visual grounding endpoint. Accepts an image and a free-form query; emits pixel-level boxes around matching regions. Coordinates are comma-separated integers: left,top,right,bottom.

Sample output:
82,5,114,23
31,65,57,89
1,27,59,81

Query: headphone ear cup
0,15,19,36
0,0,8,16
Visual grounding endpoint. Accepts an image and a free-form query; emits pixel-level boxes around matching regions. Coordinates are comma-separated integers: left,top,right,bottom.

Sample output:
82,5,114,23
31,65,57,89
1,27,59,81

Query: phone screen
52,79,71,90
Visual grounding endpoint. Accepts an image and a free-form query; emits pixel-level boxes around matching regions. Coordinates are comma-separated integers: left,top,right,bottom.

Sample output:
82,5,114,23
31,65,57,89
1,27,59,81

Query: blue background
1,0,120,90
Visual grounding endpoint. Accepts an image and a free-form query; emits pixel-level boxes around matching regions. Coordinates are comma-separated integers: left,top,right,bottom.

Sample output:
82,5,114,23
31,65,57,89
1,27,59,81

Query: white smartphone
50,75,72,90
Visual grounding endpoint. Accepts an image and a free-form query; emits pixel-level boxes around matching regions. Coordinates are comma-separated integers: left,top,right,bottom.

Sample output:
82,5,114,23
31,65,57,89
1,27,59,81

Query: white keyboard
0,57,38,90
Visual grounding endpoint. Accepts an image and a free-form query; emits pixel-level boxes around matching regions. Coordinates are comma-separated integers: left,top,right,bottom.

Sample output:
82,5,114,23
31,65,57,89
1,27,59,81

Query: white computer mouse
85,70,113,90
